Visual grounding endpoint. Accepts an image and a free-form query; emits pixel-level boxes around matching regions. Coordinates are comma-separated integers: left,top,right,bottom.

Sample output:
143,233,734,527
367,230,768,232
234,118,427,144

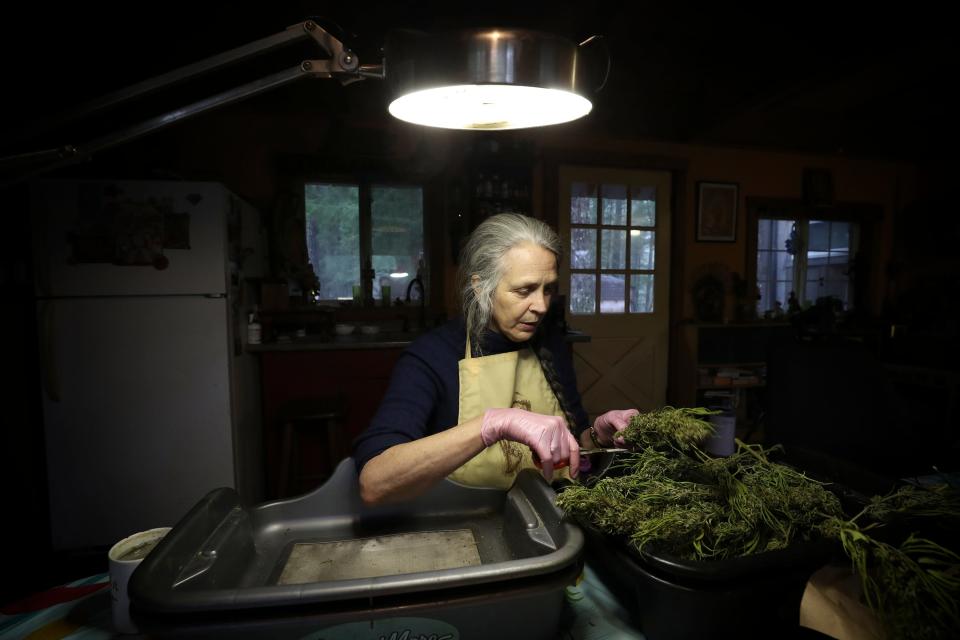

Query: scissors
533,448,630,469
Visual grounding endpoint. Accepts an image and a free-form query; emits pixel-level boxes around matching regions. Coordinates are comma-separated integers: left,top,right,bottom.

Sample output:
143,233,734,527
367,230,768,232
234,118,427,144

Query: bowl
360,325,380,336
334,323,355,336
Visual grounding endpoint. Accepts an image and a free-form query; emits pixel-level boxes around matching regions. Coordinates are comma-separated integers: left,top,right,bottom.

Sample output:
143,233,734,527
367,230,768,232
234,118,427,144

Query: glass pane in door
630,274,654,313
600,230,626,269
631,186,656,227
600,274,626,313
570,182,597,224
570,274,596,314
630,230,655,270
601,184,628,225
571,228,597,269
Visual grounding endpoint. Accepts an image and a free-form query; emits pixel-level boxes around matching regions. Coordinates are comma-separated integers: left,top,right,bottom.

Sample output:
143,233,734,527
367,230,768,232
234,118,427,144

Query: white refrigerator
31,179,265,551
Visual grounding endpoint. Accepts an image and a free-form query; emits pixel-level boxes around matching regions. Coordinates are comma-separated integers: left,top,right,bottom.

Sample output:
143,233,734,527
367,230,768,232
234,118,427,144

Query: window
568,182,657,315
756,217,859,314
304,181,424,302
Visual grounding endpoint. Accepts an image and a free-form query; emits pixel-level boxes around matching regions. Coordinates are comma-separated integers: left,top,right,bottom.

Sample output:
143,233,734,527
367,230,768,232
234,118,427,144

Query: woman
354,213,637,505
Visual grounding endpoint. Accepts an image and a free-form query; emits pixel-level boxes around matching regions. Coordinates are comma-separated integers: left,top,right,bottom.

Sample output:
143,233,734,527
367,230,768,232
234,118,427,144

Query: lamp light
385,28,594,130
1,21,603,187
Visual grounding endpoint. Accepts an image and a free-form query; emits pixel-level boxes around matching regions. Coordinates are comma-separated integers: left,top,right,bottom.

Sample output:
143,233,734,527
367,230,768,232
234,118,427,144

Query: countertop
246,332,419,352
247,329,591,352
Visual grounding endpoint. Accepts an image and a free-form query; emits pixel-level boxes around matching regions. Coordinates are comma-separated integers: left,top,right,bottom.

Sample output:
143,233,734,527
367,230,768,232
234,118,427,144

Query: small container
109,527,171,634
706,412,736,457
360,325,380,336
380,276,392,307
334,323,355,336
247,306,262,345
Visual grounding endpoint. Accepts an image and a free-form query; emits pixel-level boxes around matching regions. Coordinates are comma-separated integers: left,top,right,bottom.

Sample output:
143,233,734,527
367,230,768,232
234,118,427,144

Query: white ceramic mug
108,527,171,634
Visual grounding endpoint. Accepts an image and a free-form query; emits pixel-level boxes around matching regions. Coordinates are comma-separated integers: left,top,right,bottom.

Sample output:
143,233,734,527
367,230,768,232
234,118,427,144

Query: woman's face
488,242,558,342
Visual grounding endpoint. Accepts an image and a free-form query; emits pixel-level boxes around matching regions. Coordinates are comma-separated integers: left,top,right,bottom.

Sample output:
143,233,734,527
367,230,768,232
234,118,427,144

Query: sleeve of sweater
351,348,444,473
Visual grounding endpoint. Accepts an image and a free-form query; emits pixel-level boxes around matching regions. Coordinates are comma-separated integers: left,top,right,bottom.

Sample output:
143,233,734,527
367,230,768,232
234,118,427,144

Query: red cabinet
259,348,404,498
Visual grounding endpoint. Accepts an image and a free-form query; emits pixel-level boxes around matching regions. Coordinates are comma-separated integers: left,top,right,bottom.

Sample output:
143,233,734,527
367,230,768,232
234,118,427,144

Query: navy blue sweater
352,317,588,472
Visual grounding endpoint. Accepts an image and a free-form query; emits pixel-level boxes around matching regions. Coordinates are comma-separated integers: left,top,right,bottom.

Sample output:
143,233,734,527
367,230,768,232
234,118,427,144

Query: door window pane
600,274,626,313
305,184,359,300
601,184,628,225
570,182,597,224
630,274,654,313
630,230,655,270
571,228,596,269
631,186,656,227
372,186,423,300
600,230,626,269
570,274,596,314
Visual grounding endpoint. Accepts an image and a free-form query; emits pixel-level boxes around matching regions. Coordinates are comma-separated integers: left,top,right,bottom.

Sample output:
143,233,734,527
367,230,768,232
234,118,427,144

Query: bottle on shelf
362,258,375,307
247,305,262,345
380,275,392,307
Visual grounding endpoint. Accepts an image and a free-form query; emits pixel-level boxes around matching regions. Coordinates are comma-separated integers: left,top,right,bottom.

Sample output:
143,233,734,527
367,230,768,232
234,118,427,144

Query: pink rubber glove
592,409,640,447
480,408,580,482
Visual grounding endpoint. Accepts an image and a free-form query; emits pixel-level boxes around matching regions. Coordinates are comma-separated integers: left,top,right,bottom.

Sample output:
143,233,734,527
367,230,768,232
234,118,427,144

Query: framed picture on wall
696,182,738,242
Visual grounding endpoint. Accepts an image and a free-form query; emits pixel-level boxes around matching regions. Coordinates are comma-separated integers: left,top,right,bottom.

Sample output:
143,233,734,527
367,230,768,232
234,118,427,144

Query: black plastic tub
128,461,583,639
581,518,838,640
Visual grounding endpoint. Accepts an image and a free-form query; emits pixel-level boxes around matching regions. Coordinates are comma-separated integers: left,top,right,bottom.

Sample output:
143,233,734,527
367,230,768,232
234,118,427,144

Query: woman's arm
359,415,485,505
359,407,580,505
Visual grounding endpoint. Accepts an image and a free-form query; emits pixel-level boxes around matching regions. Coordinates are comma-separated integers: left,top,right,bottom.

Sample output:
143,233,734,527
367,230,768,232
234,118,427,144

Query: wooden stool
277,396,347,497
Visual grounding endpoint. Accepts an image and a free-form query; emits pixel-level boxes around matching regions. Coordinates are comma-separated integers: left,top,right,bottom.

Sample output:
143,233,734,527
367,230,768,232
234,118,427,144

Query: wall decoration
696,182,739,242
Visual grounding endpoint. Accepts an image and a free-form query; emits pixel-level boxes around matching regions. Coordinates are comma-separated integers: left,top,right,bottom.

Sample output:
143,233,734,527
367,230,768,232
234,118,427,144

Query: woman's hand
480,408,580,482
591,409,639,446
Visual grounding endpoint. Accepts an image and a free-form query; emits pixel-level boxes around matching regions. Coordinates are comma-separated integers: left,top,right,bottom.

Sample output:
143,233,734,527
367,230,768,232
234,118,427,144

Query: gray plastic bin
128,459,583,639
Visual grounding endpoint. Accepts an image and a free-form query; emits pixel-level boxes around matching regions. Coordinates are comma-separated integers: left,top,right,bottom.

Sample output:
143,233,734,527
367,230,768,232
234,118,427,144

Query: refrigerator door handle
38,300,61,402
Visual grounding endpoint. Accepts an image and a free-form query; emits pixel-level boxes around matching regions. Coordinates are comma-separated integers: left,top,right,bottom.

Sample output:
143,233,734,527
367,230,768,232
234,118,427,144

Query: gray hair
457,213,562,343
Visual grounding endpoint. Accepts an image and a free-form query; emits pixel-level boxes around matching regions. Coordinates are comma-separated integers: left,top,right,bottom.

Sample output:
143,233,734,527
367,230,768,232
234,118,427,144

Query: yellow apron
448,336,572,489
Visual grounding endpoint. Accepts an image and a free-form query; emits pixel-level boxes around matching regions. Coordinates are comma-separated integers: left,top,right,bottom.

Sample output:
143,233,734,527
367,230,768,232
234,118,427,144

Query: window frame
302,174,427,305
745,197,882,315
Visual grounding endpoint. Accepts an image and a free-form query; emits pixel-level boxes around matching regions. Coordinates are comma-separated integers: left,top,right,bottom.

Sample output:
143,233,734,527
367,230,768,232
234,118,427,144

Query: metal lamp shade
385,28,593,130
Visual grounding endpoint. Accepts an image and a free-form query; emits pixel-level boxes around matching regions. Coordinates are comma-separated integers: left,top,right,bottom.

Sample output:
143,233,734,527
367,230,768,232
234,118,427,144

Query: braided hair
458,213,585,436
531,329,586,436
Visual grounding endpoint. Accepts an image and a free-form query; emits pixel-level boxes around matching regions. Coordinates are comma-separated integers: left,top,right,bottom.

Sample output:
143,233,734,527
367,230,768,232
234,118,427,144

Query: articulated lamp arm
1,20,384,187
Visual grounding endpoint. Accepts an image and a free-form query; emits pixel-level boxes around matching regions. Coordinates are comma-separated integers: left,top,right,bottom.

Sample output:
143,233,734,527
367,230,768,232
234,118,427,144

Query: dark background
1,2,955,162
